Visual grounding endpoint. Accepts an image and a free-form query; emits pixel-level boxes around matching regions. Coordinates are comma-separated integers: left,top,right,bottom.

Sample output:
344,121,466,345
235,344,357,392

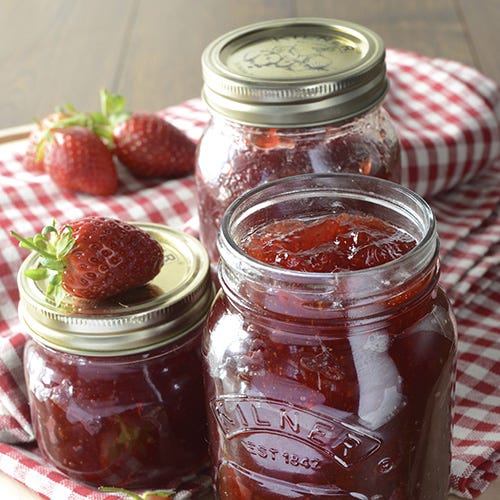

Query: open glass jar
18,223,213,489
202,174,457,499
196,18,401,269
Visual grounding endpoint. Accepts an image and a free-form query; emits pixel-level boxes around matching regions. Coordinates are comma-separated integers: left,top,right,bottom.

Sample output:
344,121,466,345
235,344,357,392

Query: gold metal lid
202,18,388,127
17,223,213,356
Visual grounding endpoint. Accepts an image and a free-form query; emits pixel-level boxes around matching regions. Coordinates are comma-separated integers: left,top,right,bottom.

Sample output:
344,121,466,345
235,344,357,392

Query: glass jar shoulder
196,106,400,183
25,331,206,414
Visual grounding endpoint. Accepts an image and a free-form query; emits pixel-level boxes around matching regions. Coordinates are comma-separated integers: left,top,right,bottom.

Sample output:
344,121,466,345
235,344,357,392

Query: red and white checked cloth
0,49,498,499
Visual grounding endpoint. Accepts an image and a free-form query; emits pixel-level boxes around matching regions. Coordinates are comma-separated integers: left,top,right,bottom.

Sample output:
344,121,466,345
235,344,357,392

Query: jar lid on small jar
17,223,213,356
202,17,388,127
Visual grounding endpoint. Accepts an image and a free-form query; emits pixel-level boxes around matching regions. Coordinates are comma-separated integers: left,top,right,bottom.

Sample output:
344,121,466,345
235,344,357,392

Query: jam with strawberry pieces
242,214,416,272
202,174,457,499
25,330,207,488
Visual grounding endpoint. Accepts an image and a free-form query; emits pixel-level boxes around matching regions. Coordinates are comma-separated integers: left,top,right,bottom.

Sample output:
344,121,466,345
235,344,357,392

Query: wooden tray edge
0,124,34,145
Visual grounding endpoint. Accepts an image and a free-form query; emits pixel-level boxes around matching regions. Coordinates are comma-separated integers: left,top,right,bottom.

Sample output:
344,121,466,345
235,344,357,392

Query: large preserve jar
202,174,457,499
18,223,214,489
196,18,401,268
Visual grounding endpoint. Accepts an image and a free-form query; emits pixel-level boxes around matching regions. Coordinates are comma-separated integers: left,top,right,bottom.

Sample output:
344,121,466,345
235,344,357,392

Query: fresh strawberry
21,89,195,186
12,217,164,303
43,126,118,195
112,112,196,178
23,112,68,171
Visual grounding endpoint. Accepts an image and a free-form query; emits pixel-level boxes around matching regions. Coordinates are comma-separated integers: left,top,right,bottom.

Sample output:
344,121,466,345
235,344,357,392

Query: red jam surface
241,213,417,272
203,214,455,499
196,121,401,265
25,328,208,489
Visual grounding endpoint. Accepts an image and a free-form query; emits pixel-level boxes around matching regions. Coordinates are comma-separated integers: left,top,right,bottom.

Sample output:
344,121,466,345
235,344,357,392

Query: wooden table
0,0,498,497
0,0,498,130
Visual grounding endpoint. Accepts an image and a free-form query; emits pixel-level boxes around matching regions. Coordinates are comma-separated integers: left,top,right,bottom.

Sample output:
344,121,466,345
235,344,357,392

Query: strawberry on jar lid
202,18,388,127
17,223,213,356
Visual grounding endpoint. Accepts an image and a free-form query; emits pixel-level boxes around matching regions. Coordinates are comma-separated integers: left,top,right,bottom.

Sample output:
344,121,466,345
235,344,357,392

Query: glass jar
18,223,214,489
202,174,457,499
197,18,401,268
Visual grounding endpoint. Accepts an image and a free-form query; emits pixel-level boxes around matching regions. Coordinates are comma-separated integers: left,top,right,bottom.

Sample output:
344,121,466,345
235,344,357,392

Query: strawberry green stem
98,486,175,499
11,221,75,305
34,89,131,155
11,231,56,260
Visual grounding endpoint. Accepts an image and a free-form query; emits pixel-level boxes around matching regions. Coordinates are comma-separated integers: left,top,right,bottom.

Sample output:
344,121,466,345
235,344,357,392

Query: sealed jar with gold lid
196,18,401,268
18,223,213,489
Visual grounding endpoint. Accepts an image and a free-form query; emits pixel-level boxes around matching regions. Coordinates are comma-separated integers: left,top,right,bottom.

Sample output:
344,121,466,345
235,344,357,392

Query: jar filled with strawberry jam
197,18,401,269
18,223,214,489
202,174,457,499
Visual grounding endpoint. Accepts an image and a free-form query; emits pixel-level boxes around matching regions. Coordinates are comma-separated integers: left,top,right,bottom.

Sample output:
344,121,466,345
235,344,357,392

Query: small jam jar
18,223,214,489
197,18,401,267
202,174,457,499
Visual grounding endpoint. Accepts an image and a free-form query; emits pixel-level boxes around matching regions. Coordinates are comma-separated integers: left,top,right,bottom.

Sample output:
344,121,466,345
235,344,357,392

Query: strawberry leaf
12,232,54,260
24,268,48,280
98,487,175,499
100,88,130,128
46,272,65,304
90,111,109,125
55,226,75,258
62,102,78,114
39,257,64,271
11,220,75,305
100,89,126,115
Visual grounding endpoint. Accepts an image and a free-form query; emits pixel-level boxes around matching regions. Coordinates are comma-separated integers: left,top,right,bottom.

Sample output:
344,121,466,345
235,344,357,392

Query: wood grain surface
0,0,498,129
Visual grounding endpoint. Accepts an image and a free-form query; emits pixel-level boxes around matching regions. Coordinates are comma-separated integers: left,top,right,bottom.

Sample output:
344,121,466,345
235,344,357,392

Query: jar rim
218,174,438,302
202,18,388,127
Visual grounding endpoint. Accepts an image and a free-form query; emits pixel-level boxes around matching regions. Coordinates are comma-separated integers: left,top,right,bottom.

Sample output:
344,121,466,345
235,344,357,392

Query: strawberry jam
202,174,457,499
242,214,417,273
24,330,207,488
18,224,214,489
